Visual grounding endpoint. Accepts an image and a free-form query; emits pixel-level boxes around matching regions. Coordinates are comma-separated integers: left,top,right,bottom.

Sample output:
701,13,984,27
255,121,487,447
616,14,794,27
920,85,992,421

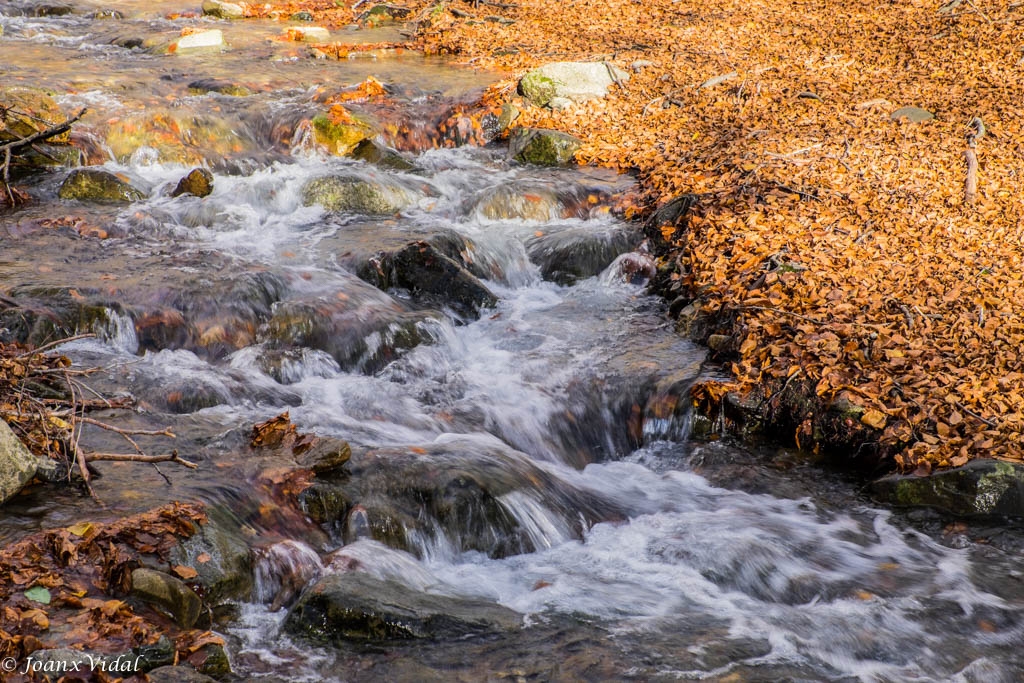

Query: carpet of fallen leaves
264,0,1022,470
0,503,210,679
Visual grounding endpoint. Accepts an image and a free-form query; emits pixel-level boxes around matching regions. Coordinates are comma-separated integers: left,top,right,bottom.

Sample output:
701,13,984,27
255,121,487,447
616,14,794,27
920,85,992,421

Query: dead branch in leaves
0,334,190,500
0,107,86,206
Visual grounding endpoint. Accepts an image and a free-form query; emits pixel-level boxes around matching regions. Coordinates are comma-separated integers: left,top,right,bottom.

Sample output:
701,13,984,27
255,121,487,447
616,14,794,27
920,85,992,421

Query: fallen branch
964,117,984,205
84,450,198,469
1,107,87,205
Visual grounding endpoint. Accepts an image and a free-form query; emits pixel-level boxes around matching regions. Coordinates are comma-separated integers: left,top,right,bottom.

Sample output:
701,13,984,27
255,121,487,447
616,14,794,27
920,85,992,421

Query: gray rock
130,568,203,629
350,139,418,172
518,61,629,107
0,420,42,505
508,127,582,166
171,168,214,198
872,459,1024,518
170,505,253,605
890,106,934,122
187,79,253,97
301,174,421,215
201,0,244,19
295,437,352,474
474,183,564,222
284,571,521,642
58,169,145,203
173,29,225,53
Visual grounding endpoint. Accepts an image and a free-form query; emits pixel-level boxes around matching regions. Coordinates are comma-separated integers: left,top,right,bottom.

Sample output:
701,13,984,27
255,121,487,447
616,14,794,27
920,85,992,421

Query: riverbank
377,0,1024,471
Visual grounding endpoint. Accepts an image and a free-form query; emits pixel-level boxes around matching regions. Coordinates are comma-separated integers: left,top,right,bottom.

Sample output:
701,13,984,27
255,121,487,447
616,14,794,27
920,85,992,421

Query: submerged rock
187,79,253,97
301,174,421,215
526,225,642,285
0,420,42,505
474,183,564,222
518,61,629,108
872,459,1024,518
171,168,214,198
508,127,582,166
58,169,145,203
284,571,521,642
130,568,203,629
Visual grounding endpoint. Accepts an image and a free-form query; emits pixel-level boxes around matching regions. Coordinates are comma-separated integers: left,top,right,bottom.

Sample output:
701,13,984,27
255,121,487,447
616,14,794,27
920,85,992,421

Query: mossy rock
171,168,214,198
301,174,419,215
0,86,69,144
518,73,558,107
58,169,145,203
508,127,582,166
872,459,1024,518
311,111,376,156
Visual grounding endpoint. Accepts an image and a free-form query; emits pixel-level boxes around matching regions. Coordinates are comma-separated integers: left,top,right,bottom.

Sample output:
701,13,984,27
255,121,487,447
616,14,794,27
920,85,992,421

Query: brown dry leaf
172,565,199,580
860,409,887,431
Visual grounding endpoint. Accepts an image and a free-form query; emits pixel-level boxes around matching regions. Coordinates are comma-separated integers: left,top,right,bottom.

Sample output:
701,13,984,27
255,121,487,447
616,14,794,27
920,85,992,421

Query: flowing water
2,3,1024,682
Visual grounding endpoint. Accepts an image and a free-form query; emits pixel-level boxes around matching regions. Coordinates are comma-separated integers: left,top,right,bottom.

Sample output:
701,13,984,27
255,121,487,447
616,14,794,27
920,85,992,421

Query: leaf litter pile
267,0,1024,470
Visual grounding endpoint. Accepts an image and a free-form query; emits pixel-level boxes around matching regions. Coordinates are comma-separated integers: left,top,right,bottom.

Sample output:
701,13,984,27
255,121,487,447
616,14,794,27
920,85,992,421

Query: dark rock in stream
285,572,521,642
58,168,145,203
350,139,419,172
872,459,1024,518
303,437,626,557
370,241,499,320
170,506,254,605
263,290,440,373
526,225,641,285
187,78,254,97
147,666,219,683
130,568,203,629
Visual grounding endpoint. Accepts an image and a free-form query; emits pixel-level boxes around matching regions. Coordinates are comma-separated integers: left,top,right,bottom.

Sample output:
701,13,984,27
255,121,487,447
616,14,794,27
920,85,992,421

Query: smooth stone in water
526,225,642,285
350,139,418,172
147,666,218,683
0,86,69,144
58,169,145,203
173,30,225,54
170,505,254,605
508,127,582,166
130,568,203,629
201,0,244,19
287,26,331,42
284,571,521,642
311,110,376,156
187,79,253,97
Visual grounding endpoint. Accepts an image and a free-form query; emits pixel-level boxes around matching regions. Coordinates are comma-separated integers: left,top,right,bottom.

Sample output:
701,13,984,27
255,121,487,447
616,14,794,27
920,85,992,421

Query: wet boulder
350,139,418,172
364,241,498,320
473,183,565,222
58,169,145,203
263,291,438,372
872,459,1024,518
301,174,421,215
508,127,582,166
284,571,521,642
0,420,42,505
171,168,214,198
148,666,218,683
526,225,642,285
105,111,251,166
187,79,253,97
311,109,376,156
518,61,629,108
170,505,253,605
130,568,203,629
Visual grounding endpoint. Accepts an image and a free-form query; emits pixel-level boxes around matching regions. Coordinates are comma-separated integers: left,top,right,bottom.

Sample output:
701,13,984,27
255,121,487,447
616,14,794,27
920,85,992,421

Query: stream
2,2,1024,681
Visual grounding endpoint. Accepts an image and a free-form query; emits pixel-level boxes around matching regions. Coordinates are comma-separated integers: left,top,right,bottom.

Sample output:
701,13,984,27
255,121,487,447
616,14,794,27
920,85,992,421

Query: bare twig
84,450,198,469
954,399,997,428
15,333,96,359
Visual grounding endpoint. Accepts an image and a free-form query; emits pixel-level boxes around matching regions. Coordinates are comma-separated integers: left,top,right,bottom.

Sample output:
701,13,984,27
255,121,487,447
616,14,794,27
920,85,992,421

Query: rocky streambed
2,2,1024,681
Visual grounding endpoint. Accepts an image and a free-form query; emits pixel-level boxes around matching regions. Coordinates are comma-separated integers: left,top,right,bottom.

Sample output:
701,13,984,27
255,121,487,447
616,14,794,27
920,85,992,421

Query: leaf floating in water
24,586,51,605
66,521,94,537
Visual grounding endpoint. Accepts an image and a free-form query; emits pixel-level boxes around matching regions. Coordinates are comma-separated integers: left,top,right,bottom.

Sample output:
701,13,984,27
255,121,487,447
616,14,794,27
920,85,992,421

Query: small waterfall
95,308,138,354
498,490,575,551
253,540,324,611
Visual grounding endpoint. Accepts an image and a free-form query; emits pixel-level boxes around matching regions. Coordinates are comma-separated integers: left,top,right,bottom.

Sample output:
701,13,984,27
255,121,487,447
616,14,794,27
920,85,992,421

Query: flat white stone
175,29,225,53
